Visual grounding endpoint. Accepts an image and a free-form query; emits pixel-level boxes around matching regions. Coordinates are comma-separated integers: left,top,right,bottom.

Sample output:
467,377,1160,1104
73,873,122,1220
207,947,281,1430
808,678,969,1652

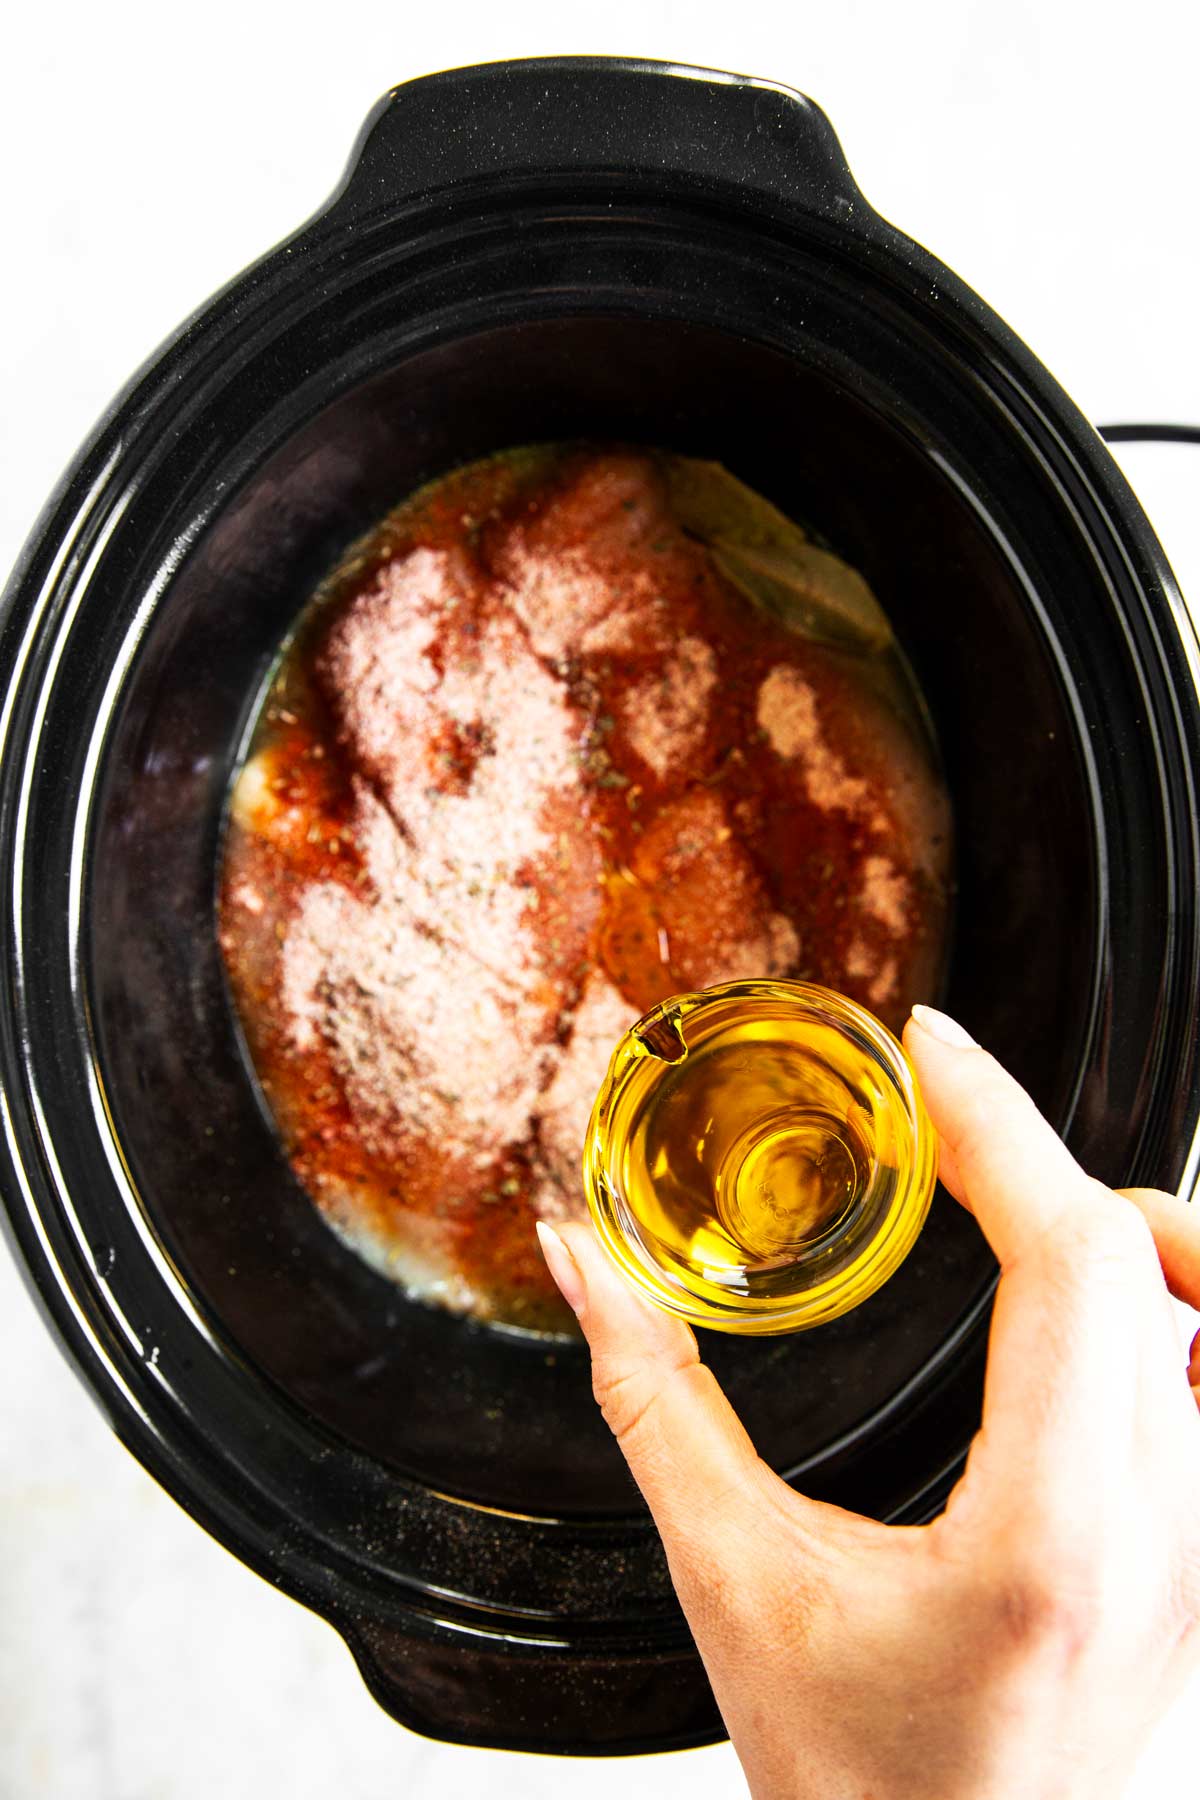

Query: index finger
1116,1187,1200,1310
903,1006,1108,1269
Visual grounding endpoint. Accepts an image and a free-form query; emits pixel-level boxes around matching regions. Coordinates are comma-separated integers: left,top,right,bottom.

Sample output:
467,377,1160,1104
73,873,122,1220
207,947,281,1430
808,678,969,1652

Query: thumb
536,1219,771,1552
537,1216,872,1591
537,1220,877,1738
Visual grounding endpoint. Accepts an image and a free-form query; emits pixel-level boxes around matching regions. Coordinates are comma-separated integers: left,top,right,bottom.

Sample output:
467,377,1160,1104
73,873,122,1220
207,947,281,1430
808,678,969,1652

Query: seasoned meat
219,446,951,1330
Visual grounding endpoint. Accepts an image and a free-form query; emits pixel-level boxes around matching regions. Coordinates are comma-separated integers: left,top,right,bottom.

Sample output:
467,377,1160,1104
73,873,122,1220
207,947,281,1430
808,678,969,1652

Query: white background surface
2,2,1199,1795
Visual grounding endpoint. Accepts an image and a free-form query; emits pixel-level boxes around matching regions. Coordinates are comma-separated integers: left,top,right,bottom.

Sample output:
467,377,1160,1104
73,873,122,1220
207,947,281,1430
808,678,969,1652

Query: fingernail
536,1220,586,1315
911,1004,977,1049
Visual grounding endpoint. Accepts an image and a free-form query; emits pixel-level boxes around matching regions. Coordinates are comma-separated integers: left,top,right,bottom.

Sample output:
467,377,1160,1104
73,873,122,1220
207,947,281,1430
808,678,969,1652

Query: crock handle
327,56,865,224
337,1614,720,1753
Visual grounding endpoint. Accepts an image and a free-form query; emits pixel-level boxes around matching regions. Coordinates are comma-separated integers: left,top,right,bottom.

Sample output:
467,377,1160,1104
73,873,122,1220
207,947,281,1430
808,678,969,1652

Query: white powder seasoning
622,635,718,780
284,560,590,1164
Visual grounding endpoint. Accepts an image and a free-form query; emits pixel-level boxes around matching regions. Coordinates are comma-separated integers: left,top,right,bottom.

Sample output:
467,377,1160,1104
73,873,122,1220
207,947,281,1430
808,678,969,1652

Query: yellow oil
583,980,936,1333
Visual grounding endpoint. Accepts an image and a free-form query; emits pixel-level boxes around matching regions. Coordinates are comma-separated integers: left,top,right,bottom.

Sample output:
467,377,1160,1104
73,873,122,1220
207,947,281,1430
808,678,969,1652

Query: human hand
537,1006,1200,1799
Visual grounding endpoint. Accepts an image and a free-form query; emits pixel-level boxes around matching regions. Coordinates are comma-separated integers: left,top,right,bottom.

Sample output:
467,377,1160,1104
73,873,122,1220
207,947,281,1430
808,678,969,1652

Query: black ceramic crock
2,58,1198,1756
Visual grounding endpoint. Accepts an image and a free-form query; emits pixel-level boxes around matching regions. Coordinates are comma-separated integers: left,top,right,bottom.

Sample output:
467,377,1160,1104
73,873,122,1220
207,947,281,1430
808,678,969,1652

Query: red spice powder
219,446,951,1332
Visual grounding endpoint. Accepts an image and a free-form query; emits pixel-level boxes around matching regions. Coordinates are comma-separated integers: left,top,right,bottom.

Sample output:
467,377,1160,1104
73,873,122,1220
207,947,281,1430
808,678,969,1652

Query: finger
903,1006,1106,1269
903,1011,1195,1525
537,1219,764,1528
536,1220,833,1559
1116,1187,1200,1309
932,1132,965,1206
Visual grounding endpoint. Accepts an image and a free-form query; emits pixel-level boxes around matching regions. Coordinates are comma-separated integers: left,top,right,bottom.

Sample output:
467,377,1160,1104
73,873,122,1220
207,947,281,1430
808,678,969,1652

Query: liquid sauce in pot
219,445,952,1333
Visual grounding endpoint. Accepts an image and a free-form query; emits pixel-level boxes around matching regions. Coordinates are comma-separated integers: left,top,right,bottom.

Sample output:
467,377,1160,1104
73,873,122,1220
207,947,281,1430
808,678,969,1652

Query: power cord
1098,424,1200,446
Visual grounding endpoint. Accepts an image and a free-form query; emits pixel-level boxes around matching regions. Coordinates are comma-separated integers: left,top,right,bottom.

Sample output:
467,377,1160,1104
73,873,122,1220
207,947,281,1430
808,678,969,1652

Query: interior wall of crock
84,315,1098,1515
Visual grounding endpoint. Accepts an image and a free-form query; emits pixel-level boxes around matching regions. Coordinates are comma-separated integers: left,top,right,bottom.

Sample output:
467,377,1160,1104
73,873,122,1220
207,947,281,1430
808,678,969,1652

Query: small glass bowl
582,979,937,1335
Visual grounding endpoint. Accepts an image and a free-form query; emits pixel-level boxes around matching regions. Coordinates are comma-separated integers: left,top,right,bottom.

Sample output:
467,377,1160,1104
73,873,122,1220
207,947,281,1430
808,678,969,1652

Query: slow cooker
1,57,1197,1754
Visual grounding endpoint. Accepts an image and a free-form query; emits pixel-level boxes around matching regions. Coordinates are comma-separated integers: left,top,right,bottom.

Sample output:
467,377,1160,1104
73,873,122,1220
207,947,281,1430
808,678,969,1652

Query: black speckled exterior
0,57,1197,1755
